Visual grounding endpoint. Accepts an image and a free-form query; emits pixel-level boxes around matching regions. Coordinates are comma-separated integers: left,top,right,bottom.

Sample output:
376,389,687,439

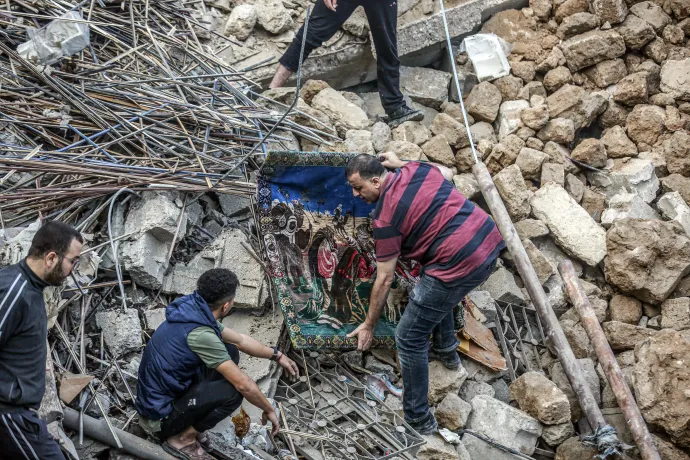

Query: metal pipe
472,162,608,433
558,260,661,460
63,407,176,460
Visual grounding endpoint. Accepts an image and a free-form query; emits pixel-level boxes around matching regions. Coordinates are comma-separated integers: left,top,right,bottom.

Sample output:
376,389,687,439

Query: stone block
96,309,143,358
543,422,575,447
222,310,281,381
466,394,542,455
459,380,495,403
467,290,497,321
428,360,468,405
497,100,531,140
417,434,459,460
658,191,690,236
531,183,607,266
516,148,549,181
603,321,658,350
660,59,690,101
143,308,166,330
601,193,660,228
510,371,571,425
436,393,472,430
542,163,565,187
550,358,600,421
559,30,626,71
515,219,550,240
452,174,480,200
480,266,525,305
399,67,452,110
216,229,265,309
494,164,531,220
120,232,169,289
124,192,187,244
661,297,690,330
609,295,643,324
605,218,690,304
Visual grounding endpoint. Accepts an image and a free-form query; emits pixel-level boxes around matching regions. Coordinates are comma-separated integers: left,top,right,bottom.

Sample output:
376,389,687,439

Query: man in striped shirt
0,221,83,459
346,152,505,434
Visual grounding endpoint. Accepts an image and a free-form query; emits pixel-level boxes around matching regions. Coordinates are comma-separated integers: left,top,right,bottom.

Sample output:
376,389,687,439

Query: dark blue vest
135,292,222,420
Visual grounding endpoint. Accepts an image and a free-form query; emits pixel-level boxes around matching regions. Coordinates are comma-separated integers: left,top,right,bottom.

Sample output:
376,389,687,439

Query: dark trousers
279,0,404,113
157,344,244,440
396,260,496,426
0,408,65,460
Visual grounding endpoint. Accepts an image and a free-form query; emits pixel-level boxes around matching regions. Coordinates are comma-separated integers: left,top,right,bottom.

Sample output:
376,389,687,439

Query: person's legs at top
362,0,422,126
0,409,66,460
159,344,243,459
270,0,359,88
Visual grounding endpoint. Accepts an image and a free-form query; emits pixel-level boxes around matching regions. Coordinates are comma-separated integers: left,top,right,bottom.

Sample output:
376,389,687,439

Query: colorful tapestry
257,151,420,350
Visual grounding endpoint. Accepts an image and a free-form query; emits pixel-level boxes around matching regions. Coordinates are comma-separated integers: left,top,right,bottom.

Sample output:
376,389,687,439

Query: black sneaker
409,414,439,436
384,105,424,128
429,349,460,370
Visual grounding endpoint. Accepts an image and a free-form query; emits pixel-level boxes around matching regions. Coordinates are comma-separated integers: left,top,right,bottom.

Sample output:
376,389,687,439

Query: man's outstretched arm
346,257,398,351
221,327,299,379
215,360,280,435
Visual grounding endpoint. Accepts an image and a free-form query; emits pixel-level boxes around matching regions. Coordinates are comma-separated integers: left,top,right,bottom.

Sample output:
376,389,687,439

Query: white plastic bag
17,11,90,65
459,33,512,82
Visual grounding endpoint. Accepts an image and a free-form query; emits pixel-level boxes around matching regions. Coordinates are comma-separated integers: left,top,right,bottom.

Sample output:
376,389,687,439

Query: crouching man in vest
135,268,299,460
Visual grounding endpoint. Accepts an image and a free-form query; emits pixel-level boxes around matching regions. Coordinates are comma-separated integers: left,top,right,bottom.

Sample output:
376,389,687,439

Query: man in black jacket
0,220,83,460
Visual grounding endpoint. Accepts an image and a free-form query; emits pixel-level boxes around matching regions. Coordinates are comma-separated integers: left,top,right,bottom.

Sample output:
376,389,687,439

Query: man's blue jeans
395,260,496,426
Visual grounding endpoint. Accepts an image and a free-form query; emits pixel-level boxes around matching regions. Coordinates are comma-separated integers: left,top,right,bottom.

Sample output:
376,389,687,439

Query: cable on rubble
213,4,312,187
107,187,139,312
456,429,535,459
439,0,480,165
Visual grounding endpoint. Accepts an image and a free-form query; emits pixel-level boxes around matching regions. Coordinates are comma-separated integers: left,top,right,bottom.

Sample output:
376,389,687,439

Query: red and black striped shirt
372,162,505,283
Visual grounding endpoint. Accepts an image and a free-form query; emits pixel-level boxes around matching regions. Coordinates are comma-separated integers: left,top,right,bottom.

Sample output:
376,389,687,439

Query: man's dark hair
28,220,84,259
197,268,239,310
346,154,386,180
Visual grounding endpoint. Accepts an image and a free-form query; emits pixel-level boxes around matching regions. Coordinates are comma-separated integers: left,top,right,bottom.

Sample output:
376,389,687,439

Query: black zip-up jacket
0,259,49,409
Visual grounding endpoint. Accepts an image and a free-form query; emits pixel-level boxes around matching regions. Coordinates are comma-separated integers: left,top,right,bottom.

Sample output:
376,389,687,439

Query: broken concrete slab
658,191,690,235
428,360,468,404
161,251,216,295
124,192,187,244
480,266,526,305
119,232,170,289
143,308,166,330
605,218,690,304
531,183,607,266
399,66,451,110
96,309,143,358
216,229,265,309
510,371,571,425
222,310,281,382
467,290,497,321
465,394,542,456
601,193,660,228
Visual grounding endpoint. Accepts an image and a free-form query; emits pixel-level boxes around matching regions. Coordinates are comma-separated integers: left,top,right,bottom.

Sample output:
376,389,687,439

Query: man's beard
45,262,68,286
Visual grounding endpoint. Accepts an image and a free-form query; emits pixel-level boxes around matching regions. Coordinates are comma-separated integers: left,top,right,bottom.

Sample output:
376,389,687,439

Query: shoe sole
387,111,424,128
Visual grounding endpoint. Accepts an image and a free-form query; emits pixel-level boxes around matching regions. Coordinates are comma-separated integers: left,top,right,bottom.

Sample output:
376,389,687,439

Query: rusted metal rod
473,162,609,433
558,260,661,460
